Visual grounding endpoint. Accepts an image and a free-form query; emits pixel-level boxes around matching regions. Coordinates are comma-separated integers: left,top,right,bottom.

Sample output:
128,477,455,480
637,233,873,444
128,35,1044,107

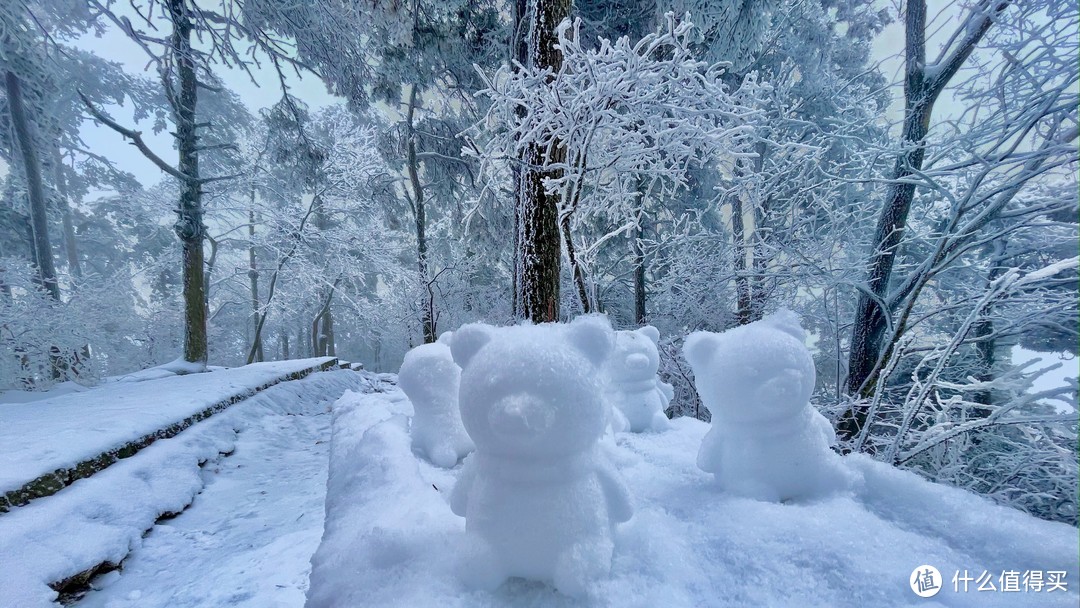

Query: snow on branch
469,13,766,233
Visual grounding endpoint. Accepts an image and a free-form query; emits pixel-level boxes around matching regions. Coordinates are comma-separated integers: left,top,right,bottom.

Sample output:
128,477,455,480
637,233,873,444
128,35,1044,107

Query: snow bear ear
763,309,806,343
682,331,716,372
568,315,614,366
450,324,491,368
436,331,454,345
637,325,660,345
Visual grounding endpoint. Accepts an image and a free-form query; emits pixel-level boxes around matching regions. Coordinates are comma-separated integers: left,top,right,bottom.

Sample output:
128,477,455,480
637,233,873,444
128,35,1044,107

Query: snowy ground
0,369,366,607
308,383,1080,608
75,376,337,608
0,357,336,500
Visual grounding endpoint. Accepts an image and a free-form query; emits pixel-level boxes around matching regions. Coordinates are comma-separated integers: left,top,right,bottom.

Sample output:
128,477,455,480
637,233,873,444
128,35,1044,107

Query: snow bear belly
717,417,829,501
467,472,608,579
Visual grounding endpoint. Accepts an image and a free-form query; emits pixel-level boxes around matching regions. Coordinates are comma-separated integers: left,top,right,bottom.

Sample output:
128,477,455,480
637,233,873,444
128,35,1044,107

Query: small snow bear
449,315,633,597
606,326,673,433
397,332,474,468
683,310,849,502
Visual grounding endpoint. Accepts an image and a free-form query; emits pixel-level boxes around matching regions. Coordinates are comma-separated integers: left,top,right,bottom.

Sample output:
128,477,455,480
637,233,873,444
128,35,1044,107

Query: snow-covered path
76,392,333,608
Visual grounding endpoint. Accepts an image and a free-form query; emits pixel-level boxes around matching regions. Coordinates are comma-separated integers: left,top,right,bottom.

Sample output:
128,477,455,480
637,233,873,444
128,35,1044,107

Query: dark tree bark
5,70,59,301
510,0,529,316
839,0,1009,441
633,219,646,325
730,195,753,326
972,239,1008,415
560,146,591,313
406,84,436,343
50,148,81,279
311,278,340,357
632,177,652,325
169,0,208,366
513,0,571,323
733,141,769,326
247,201,263,362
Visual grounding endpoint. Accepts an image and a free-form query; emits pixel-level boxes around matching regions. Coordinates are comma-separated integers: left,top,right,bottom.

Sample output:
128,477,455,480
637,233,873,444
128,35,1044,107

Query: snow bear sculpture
397,332,474,468
606,326,673,432
683,310,849,502
449,316,633,596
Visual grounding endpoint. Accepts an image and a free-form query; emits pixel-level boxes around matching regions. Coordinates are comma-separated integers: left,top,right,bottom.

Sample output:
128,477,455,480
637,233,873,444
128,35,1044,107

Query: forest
0,0,1076,534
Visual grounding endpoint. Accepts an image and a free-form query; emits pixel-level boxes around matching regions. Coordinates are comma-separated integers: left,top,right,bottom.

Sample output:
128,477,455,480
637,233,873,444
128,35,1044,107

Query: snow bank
308,384,1079,607
0,357,336,505
0,369,365,607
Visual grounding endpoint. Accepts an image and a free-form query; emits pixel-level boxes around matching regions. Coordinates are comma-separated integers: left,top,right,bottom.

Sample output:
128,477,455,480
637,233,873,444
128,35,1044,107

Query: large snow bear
606,326,674,433
449,316,633,596
683,310,850,502
397,332,474,468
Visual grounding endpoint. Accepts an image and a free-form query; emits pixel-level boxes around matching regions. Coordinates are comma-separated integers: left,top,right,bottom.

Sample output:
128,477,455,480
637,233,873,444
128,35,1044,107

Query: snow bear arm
597,462,633,523
696,427,722,473
451,457,478,517
657,380,675,404
812,410,837,447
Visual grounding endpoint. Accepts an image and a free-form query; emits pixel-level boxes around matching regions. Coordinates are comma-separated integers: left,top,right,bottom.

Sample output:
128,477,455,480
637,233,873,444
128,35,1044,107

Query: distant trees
242,102,394,363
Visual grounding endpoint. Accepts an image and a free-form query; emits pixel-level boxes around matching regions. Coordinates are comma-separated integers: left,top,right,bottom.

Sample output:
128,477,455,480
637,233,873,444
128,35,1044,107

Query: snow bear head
451,315,614,457
682,310,815,423
607,325,661,384
397,337,460,410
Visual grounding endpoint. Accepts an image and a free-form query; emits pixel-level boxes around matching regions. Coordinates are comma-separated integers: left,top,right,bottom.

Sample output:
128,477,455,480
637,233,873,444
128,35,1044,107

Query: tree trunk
972,240,1007,415
558,146,591,313
247,201,263,362
280,331,290,360
311,278,340,357
323,306,335,357
633,215,646,325
50,147,81,279
514,0,571,323
406,84,436,343
731,195,752,326
510,0,529,316
5,70,59,301
560,211,591,313
311,314,324,357
839,0,1008,442
168,0,208,366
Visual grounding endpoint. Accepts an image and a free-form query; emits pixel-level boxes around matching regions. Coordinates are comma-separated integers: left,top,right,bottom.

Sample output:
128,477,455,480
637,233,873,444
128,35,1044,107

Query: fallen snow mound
307,384,1079,608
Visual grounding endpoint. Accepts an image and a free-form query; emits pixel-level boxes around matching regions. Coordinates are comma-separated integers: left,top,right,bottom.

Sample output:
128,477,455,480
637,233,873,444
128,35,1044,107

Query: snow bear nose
490,394,553,436
625,353,650,371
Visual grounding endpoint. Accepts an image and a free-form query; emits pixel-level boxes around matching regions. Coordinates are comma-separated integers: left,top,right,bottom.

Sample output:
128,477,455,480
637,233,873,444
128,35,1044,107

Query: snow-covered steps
308,384,1079,607
0,369,369,607
0,357,340,513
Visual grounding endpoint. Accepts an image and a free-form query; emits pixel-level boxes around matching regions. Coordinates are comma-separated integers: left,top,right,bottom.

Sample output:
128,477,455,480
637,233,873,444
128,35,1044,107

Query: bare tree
838,0,1078,442
843,0,1010,401
514,0,572,322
